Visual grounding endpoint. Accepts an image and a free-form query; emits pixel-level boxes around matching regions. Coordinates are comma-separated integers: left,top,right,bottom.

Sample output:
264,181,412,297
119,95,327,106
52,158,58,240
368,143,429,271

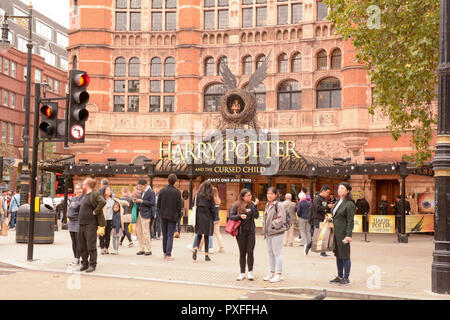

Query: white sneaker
236,273,245,281
71,258,80,265
187,244,194,252
269,274,283,283
294,238,301,242
263,273,274,281
247,271,254,281
209,248,214,254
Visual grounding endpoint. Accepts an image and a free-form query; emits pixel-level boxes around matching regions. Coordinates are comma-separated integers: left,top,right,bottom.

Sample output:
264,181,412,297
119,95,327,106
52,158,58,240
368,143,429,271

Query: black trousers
69,231,79,259
236,231,255,273
99,220,112,249
195,234,209,253
78,224,98,267
121,222,132,243
150,216,156,238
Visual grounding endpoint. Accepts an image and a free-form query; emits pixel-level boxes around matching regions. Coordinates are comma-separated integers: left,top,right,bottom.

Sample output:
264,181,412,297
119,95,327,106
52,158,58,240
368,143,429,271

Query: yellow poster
353,215,363,233
369,215,396,233
255,211,265,228
219,210,228,226
406,214,434,233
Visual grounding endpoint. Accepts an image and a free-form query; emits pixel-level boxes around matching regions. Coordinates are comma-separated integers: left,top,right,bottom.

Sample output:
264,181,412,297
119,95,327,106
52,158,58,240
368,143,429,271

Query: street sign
70,125,84,140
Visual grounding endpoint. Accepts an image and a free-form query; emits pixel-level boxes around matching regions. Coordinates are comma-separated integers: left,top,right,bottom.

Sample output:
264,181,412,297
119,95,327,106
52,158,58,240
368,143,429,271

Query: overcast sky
20,0,70,28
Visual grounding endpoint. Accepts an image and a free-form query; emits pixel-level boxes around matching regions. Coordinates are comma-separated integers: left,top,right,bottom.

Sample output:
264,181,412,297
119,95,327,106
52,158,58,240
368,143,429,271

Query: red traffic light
40,104,57,118
72,73,90,87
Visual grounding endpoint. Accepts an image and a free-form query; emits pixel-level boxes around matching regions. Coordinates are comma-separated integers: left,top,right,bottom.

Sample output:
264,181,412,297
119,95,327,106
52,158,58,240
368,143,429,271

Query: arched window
277,53,288,73
316,77,341,109
114,57,126,76
256,54,266,69
242,55,252,75
291,52,302,72
217,56,228,75
204,83,226,112
317,50,327,70
150,57,162,76
331,48,342,70
277,80,301,110
129,57,140,76
164,56,175,76
205,57,214,76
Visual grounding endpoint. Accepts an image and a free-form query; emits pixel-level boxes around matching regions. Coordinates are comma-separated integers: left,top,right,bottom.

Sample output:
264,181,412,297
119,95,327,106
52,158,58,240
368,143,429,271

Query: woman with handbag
229,188,259,281
67,183,84,266
263,187,288,283
329,182,355,285
192,180,216,261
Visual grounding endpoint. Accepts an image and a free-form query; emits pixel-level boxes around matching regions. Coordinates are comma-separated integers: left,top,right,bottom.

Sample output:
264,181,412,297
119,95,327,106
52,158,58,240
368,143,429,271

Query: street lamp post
432,0,450,294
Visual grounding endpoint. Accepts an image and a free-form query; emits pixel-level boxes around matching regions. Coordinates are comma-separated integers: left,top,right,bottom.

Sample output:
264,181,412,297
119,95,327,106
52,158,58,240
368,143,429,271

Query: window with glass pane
204,10,215,29
166,0,176,8
9,124,14,144
114,96,125,112
204,0,215,7
254,83,266,111
242,0,253,4
11,62,16,78
55,80,59,93
316,78,341,108
204,83,226,112
131,0,141,9
166,12,176,30
164,80,175,93
152,0,162,8
150,57,162,76
331,49,341,69
243,56,252,74
116,12,127,30
36,21,52,40
116,0,127,8
164,57,175,76
149,96,161,112
256,55,265,69
277,5,288,25
277,81,301,110
218,56,228,75
278,53,288,73
4,59,9,75
130,12,141,30
163,96,174,112
35,69,42,83
256,7,266,26
317,1,328,21
128,80,140,92
218,0,229,6
152,12,162,30
292,53,302,72
205,57,214,75
115,57,126,76
150,80,161,92
292,3,302,23
317,50,327,70
60,58,69,71
242,8,252,28
17,37,27,52
11,93,15,108
56,32,69,47
128,96,139,112
218,10,228,29
48,78,54,91
3,90,8,106
129,57,140,76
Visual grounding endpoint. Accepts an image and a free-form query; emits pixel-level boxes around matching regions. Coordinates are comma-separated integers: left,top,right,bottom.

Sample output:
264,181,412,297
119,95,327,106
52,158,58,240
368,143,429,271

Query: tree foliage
325,0,439,166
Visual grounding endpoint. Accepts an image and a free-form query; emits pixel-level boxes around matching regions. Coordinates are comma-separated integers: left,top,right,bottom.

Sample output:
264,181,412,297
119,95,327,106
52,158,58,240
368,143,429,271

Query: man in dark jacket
356,193,370,232
135,179,155,256
77,178,106,273
157,174,182,260
393,195,411,233
306,185,333,257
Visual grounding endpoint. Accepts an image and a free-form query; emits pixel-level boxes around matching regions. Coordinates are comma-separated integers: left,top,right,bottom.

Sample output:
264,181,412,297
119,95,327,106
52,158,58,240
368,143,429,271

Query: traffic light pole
27,83,41,261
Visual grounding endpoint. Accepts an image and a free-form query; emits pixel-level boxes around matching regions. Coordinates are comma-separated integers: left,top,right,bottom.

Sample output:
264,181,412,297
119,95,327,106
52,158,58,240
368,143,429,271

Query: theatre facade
67,0,436,218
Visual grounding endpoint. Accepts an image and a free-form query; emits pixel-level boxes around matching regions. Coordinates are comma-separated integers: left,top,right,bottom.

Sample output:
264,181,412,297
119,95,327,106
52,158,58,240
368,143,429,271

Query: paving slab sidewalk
0,229,449,300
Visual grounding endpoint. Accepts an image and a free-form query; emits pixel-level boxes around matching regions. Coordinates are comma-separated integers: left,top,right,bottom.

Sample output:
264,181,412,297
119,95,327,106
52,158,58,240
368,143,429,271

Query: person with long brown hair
229,188,259,281
192,180,216,261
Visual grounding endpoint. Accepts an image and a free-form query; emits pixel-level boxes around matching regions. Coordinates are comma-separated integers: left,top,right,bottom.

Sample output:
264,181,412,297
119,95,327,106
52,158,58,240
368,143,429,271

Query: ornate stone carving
315,113,335,126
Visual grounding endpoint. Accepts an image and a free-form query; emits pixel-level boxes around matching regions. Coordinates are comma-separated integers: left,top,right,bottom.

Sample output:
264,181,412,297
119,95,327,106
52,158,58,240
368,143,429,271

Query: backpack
275,202,291,230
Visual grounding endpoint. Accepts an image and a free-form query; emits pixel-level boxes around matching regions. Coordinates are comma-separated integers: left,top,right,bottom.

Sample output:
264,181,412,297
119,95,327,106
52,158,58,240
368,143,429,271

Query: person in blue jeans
9,190,20,230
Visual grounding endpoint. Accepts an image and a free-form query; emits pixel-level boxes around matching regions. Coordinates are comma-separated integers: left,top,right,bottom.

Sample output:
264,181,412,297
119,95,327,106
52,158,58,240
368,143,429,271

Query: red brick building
68,0,435,214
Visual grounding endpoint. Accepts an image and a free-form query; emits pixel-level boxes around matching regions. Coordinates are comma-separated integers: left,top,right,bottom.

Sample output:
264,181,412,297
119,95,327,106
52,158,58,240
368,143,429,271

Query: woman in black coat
193,180,216,261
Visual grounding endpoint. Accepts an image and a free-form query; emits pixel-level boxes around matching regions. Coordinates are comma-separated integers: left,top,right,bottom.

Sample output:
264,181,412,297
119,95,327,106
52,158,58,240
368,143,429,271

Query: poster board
405,214,434,233
417,193,435,214
368,215,396,233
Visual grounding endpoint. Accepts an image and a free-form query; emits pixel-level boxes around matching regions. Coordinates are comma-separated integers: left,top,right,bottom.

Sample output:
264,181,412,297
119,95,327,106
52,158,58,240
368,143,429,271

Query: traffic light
68,69,90,143
39,102,58,139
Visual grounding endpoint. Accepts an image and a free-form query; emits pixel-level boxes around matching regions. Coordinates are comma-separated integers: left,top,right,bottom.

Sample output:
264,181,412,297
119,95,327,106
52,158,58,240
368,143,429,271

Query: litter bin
15,204,56,244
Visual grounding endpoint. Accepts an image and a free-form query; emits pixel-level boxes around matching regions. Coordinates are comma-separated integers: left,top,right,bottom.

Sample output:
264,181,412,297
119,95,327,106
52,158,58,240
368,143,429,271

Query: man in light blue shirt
8,189,20,229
